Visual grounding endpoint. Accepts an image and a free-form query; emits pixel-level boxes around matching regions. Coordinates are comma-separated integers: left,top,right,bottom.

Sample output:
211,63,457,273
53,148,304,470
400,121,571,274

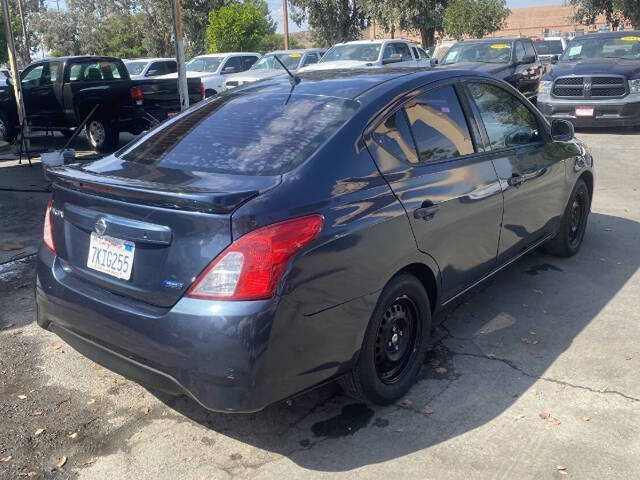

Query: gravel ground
1,130,639,479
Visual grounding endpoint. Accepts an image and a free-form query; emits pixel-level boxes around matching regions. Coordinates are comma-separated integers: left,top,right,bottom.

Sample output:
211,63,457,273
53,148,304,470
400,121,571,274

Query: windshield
120,93,360,176
321,44,382,63
534,40,564,55
125,61,147,76
561,35,640,61
251,53,303,71
441,42,512,64
187,57,223,73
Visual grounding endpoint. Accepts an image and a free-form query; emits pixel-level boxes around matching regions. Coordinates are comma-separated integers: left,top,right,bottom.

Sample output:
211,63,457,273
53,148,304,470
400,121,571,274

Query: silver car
224,49,326,89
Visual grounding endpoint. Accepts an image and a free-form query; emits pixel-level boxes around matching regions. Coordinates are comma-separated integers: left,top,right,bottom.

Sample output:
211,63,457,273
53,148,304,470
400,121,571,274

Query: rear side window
121,93,360,176
404,86,474,164
524,41,536,59
70,61,126,82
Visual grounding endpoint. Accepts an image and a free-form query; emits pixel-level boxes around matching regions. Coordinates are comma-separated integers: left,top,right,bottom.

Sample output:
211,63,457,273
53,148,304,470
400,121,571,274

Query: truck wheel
86,118,118,153
0,111,16,142
205,89,217,98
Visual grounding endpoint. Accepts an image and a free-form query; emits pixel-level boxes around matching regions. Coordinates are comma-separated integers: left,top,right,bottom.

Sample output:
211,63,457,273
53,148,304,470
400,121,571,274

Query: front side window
468,82,539,149
120,93,360,176
241,56,258,70
515,42,526,62
146,62,169,76
404,86,474,164
45,62,61,84
523,41,536,59
302,53,319,67
373,109,417,164
222,57,243,73
22,65,44,85
383,43,412,62
72,61,125,82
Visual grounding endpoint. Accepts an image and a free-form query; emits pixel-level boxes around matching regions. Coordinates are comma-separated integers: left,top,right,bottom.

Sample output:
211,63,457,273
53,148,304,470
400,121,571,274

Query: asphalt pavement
1,129,639,479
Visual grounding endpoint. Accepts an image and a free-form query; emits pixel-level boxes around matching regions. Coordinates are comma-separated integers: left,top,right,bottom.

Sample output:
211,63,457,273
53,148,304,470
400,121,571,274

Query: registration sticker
576,107,594,117
288,53,302,58
491,44,509,49
621,36,640,42
568,45,582,57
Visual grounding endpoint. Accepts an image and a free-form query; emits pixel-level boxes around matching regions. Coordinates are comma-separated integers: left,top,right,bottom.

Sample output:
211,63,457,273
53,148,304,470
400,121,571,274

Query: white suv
160,53,261,97
299,39,424,72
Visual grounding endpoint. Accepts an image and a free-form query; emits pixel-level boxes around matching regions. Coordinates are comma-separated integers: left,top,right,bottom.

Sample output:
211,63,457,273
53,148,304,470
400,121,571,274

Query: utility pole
16,0,30,64
282,0,289,50
1,0,28,147
170,0,189,111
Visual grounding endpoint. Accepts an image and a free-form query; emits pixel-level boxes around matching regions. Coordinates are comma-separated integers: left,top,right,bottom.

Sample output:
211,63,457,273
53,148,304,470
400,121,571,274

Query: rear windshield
125,61,147,75
534,40,564,55
120,93,360,176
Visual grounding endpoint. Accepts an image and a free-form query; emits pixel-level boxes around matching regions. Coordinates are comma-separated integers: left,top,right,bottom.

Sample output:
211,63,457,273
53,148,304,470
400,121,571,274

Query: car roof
238,68,489,102
34,55,122,63
124,58,175,62
576,30,640,39
195,53,261,58
336,39,405,45
266,49,325,55
457,37,524,44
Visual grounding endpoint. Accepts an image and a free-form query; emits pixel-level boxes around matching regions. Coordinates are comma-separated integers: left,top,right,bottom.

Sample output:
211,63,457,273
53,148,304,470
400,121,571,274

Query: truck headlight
629,79,640,94
538,80,553,95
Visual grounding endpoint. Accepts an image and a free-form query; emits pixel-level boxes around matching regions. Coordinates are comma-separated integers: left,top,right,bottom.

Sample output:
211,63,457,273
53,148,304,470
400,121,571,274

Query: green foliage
259,33,302,51
569,0,640,29
444,0,510,40
206,2,272,52
289,0,367,47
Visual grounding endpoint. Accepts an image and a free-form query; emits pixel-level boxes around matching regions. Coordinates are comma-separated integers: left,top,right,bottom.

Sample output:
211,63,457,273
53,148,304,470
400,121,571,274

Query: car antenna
273,54,301,88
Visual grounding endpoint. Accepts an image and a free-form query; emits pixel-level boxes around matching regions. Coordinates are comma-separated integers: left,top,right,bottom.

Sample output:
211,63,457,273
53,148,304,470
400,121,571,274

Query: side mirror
222,66,237,74
430,57,439,67
146,70,158,77
518,55,536,65
382,53,403,65
550,55,559,64
551,119,574,141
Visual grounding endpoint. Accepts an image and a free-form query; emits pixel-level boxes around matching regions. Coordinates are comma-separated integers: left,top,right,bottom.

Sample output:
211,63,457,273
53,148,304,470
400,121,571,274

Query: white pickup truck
299,39,429,72
159,53,261,97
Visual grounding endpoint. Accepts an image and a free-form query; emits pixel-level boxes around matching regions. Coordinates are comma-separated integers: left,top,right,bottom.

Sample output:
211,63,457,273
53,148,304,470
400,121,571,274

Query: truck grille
553,76,627,99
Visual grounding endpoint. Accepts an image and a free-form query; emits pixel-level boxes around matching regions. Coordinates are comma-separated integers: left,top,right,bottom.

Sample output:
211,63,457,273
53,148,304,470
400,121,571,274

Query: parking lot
1,128,639,479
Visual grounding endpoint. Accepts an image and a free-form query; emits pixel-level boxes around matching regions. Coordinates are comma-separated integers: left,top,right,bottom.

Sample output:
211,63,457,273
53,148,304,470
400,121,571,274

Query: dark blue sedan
36,68,594,412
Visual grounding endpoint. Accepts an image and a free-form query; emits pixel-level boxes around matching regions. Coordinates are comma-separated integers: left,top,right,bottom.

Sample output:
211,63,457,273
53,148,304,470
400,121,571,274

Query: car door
382,42,417,67
365,82,504,300
21,62,64,127
463,80,567,265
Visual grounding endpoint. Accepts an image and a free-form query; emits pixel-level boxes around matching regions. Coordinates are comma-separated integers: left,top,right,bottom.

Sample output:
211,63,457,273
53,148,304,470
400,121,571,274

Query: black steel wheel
544,178,590,257
340,273,431,405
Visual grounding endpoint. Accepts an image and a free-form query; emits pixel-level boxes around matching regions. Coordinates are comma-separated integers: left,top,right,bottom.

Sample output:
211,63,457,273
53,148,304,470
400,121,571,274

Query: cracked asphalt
1,130,640,479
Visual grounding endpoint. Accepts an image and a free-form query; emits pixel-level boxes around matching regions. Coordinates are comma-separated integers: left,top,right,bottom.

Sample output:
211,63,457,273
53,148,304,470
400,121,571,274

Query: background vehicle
299,39,426,71
36,68,593,413
0,56,203,151
533,37,567,64
411,43,431,63
537,31,640,127
124,58,177,79
161,53,260,97
436,38,543,100
0,68,11,86
224,49,325,89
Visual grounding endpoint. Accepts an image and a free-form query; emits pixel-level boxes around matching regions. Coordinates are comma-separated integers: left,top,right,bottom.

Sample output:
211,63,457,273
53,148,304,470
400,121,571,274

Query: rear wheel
544,178,590,257
85,117,118,153
340,273,431,405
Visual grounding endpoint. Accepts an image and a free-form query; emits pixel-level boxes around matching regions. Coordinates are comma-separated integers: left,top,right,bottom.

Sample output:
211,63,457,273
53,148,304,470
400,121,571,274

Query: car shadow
148,211,638,472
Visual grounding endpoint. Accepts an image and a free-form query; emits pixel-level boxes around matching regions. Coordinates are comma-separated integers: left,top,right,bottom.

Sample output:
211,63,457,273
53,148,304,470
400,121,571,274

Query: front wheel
85,117,118,153
340,273,431,405
544,178,590,257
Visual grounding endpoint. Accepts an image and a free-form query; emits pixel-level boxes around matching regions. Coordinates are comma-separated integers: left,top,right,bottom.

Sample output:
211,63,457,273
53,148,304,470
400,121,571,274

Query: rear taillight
130,85,143,105
186,215,324,301
200,81,205,100
43,197,56,253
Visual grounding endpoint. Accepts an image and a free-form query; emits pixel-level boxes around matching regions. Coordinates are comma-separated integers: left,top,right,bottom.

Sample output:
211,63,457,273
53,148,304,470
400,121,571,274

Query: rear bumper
537,96,640,127
36,248,374,412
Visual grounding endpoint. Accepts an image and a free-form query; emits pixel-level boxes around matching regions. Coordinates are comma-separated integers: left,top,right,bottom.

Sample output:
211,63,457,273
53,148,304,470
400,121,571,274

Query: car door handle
509,173,524,187
414,201,439,221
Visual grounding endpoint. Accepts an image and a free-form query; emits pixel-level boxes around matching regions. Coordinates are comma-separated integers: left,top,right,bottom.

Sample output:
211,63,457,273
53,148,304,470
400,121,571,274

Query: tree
289,0,367,47
206,2,272,52
259,33,302,51
569,0,640,29
443,0,510,40
360,0,402,37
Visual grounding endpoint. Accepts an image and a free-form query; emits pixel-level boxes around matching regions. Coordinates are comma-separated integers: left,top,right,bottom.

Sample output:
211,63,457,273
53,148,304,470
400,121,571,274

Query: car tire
205,89,217,98
85,117,118,153
544,178,590,257
340,273,431,405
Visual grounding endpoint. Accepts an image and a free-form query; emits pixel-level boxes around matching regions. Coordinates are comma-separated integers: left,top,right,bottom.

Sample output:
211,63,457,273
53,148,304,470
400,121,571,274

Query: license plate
576,107,594,117
87,233,135,280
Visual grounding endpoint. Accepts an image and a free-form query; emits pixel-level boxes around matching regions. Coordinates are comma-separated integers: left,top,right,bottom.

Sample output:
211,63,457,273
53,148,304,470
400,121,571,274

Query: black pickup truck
434,37,543,101
0,56,203,152
537,32,640,128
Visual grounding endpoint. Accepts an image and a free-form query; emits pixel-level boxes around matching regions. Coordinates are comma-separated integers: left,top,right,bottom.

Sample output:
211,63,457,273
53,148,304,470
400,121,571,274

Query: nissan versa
36,69,594,412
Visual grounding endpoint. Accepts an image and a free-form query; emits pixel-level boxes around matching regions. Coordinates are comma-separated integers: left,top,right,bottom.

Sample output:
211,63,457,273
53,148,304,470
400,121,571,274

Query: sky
269,0,566,34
